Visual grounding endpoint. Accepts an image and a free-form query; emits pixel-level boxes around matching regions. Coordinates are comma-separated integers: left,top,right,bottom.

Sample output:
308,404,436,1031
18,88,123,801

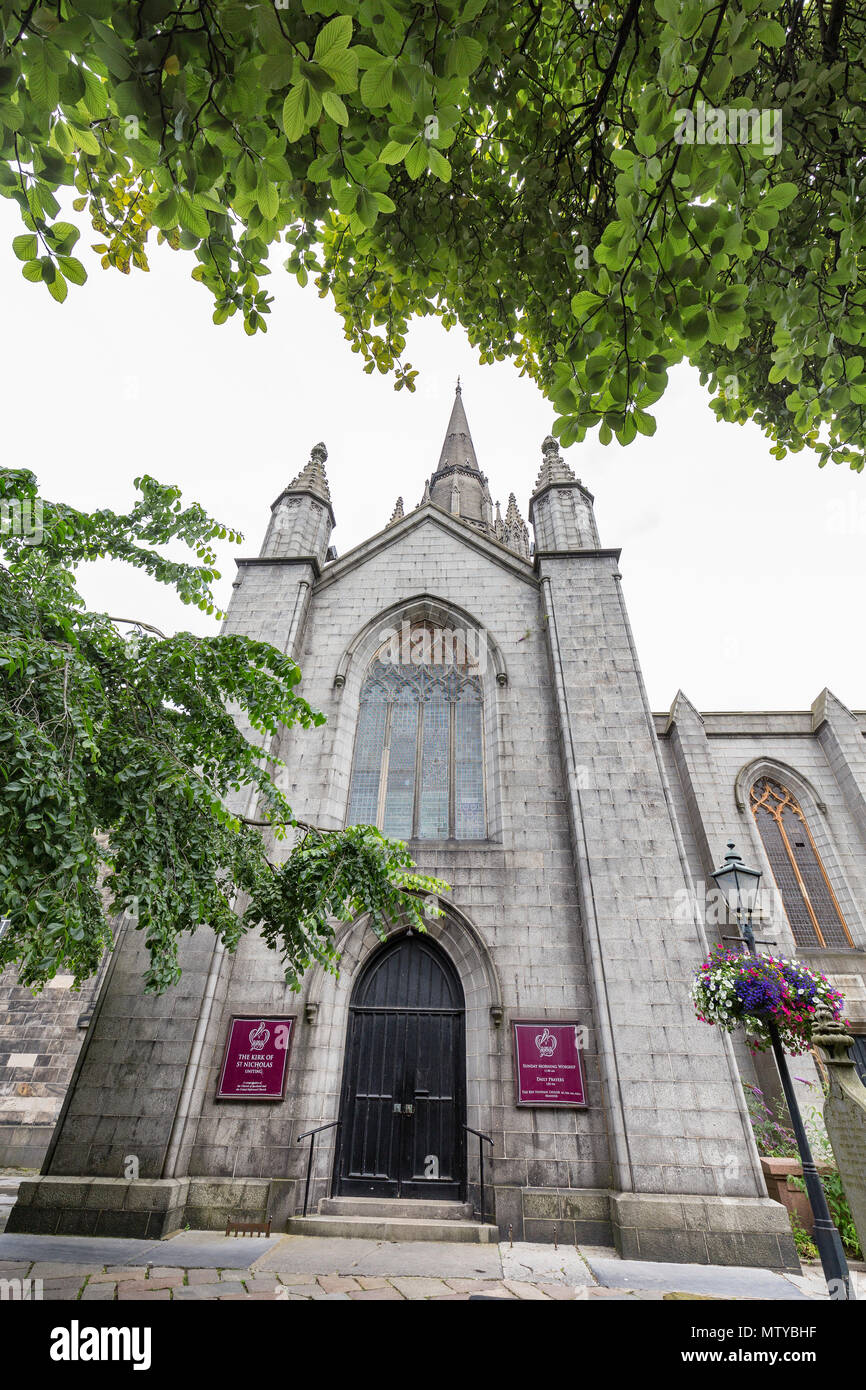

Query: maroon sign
216,1016,295,1101
511,1019,586,1107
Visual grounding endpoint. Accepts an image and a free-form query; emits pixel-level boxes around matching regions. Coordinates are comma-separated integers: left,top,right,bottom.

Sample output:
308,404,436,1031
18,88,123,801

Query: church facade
5,387,866,1267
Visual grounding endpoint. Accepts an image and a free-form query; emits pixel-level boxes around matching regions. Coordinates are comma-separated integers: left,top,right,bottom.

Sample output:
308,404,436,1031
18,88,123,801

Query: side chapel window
750,777,853,949
347,626,485,840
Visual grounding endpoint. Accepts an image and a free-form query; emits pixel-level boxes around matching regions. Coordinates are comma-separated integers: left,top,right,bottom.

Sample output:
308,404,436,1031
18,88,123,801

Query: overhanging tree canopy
0,468,447,993
1,0,864,466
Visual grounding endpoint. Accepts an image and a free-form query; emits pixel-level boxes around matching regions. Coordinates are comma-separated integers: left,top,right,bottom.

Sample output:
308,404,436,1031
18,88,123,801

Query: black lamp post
711,842,855,1300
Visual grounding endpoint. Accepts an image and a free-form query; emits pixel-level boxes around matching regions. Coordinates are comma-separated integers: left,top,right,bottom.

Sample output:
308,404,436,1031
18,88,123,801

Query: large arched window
347,627,485,840
750,777,853,949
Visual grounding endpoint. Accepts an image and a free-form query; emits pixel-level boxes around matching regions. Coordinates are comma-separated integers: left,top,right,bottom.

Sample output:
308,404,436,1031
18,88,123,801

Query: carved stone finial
532,434,577,494
311,441,328,463
812,1003,854,1060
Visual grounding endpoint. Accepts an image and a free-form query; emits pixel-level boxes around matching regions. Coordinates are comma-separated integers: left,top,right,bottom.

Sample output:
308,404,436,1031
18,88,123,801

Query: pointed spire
420,478,432,506
504,492,531,559
532,435,577,494
504,492,524,527
494,500,504,540
287,441,332,507
436,381,479,473
387,496,404,526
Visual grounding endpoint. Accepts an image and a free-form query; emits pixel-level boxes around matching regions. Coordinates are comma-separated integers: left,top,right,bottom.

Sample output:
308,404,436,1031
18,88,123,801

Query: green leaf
176,194,210,240
150,192,179,230
763,182,798,211
379,140,410,164
571,291,603,318
682,310,709,347
256,174,279,220
450,35,484,77
322,90,348,126
404,142,428,179
313,15,353,64
282,84,306,142
12,234,37,261
360,58,393,107
320,47,358,93
57,255,87,286
633,408,656,437
70,124,101,156
755,19,787,47
46,269,68,303
427,147,451,182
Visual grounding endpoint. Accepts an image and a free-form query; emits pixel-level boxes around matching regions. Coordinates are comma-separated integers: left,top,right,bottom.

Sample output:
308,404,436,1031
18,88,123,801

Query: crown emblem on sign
535,1027,556,1057
249,1022,270,1052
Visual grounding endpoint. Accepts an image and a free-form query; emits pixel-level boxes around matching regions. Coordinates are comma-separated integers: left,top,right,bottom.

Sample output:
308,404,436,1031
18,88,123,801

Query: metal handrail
462,1124,494,1224
297,1121,341,1217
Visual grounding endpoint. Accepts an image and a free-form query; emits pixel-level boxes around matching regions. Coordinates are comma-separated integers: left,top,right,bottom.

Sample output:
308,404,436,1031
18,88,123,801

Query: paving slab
0,1235,160,1265
252,1235,503,1280
501,1242,593,1287
388,1276,452,1298
581,1251,809,1300
127,1232,281,1269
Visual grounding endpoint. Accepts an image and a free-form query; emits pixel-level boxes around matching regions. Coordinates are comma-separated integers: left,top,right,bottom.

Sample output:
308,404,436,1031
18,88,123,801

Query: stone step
318,1197,475,1222
286,1214,498,1243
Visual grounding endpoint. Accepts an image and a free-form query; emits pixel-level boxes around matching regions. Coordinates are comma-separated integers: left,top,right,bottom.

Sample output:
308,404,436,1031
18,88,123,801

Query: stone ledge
610,1193,799,1271
6,1175,293,1237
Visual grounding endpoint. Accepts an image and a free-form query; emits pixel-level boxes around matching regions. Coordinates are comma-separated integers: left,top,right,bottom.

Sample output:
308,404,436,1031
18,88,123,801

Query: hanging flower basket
692,945,847,1055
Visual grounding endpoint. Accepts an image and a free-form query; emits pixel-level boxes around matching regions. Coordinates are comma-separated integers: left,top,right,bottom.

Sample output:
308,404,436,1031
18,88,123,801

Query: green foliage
790,1170,863,1260
0,467,447,995
746,1085,863,1259
788,1210,818,1262
1,2,865,465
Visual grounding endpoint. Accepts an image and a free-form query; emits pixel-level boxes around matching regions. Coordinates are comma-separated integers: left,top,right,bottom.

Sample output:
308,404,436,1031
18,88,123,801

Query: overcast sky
2,197,863,713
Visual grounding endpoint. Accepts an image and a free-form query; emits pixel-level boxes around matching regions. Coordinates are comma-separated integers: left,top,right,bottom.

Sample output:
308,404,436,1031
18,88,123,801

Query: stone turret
528,434,599,551
260,441,335,565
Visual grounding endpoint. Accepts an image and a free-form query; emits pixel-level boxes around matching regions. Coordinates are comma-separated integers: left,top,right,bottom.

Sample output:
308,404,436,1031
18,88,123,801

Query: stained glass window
347,631,486,840
750,777,853,949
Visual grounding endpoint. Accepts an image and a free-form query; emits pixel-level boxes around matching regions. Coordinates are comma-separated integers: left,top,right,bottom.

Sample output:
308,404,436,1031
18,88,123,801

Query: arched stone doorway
333,932,466,1200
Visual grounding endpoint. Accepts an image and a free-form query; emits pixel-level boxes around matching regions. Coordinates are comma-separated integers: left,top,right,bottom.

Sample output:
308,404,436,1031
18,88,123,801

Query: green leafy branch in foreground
1,1,866,467
0,467,447,995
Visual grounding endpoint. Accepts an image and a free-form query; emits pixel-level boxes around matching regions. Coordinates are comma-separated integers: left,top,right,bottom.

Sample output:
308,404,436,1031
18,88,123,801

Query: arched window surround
347,642,486,840
736,758,863,952
332,597,505,842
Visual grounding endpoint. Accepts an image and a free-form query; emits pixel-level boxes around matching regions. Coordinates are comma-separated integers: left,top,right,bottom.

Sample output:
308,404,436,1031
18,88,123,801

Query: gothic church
4,386,866,1267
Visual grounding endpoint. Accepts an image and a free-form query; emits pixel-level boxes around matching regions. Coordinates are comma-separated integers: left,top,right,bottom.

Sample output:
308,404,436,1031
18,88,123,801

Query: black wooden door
335,934,466,1200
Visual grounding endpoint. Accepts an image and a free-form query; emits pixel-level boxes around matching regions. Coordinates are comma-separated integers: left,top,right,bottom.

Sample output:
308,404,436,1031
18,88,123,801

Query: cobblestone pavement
0,1234,855,1301
0,1260,730,1301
